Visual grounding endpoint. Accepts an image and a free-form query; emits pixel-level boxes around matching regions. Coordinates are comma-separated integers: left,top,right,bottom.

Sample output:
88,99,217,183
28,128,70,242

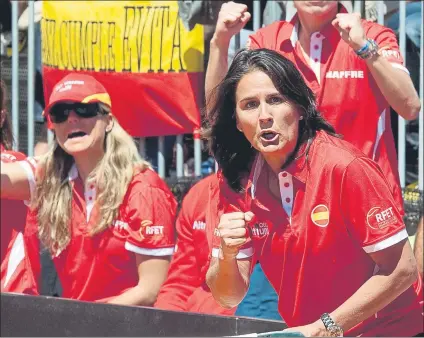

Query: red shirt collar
247,137,313,199
286,4,348,48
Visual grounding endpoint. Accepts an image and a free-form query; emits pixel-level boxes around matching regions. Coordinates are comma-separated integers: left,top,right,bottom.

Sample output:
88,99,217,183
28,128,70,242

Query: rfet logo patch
366,206,397,230
113,219,154,241
311,204,330,227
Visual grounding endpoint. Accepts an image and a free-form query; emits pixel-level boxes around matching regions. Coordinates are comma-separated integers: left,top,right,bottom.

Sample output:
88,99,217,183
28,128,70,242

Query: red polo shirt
0,146,34,293
0,146,27,261
155,174,236,315
249,12,407,208
212,131,423,336
15,159,176,302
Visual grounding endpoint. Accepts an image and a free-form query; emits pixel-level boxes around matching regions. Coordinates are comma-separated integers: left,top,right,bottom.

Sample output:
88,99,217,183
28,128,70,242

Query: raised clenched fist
217,211,254,259
213,2,251,46
332,13,367,51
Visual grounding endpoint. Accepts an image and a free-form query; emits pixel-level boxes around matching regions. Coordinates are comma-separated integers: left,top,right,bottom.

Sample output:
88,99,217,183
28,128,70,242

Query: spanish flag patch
311,204,330,227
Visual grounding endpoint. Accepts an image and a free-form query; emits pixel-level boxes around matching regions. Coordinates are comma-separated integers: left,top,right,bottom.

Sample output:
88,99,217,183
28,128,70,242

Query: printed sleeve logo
114,219,161,241
0,154,17,162
379,46,401,60
311,204,330,227
366,206,397,230
193,220,206,230
140,220,164,237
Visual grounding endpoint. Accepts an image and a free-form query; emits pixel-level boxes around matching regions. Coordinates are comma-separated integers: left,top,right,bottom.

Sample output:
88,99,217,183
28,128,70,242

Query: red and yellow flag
41,1,203,137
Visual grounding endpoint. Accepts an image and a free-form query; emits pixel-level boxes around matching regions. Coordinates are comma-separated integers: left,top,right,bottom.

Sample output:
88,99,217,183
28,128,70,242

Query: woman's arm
414,217,423,277
332,14,420,120
206,211,254,308
329,239,417,331
107,254,171,306
206,255,252,308
1,162,31,201
285,239,418,336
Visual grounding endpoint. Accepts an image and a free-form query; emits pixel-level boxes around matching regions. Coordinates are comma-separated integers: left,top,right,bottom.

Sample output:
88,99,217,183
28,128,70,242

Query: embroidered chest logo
366,206,396,230
311,204,330,227
250,222,269,238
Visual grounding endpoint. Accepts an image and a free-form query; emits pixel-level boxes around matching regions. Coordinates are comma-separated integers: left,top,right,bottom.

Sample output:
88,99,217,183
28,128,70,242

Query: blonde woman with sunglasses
0,74,176,306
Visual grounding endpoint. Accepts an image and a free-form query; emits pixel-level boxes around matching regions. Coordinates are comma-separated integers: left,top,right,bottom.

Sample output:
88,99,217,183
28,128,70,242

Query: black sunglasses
49,102,106,123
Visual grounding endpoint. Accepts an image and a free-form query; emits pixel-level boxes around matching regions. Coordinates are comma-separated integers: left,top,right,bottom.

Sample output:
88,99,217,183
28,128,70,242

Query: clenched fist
332,13,367,51
213,2,251,46
217,211,255,260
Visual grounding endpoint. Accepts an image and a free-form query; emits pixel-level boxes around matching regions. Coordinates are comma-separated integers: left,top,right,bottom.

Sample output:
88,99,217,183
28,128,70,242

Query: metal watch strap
356,38,379,60
320,313,336,330
320,313,343,337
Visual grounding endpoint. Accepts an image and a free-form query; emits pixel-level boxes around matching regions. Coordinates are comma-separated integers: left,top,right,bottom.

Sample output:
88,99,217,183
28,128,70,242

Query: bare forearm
366,54,420,120
329,266,417,331
205,38,230,114
107,286,158,307
414,217,423,276
206,257,249,308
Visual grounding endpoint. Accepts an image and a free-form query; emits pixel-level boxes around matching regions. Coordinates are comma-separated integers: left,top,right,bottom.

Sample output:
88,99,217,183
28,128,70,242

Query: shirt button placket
278,172,294,224
85,183,96,222
310,32,323,83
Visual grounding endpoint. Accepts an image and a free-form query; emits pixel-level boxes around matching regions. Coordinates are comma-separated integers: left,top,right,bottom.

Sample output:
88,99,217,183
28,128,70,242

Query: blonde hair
33,105,150,254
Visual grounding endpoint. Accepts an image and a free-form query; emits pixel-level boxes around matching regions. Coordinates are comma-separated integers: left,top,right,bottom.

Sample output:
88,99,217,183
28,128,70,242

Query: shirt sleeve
154,199,202,311
124,185,176,256
16,157,38,204
340,157,407,253
365,22,409,74
248,30,265,50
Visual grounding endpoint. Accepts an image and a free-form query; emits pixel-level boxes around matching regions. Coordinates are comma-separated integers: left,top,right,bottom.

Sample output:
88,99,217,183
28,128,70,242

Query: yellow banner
41,1,204,73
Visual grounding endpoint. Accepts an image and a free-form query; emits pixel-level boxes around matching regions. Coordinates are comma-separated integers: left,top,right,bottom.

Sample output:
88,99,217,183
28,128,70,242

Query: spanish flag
41,1,203,137
311,205,330,227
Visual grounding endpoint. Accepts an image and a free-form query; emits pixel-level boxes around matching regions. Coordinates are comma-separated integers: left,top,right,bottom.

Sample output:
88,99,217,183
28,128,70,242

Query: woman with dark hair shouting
0,74,176,305
205,49,423,337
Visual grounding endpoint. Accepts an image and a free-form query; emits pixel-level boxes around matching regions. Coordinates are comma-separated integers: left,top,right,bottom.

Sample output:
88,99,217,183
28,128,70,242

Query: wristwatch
320,313,344,337
355,38,379,60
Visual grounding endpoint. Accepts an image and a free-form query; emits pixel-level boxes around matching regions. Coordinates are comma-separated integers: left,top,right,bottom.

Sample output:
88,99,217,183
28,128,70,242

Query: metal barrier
1,0,423,193
0,293,286,337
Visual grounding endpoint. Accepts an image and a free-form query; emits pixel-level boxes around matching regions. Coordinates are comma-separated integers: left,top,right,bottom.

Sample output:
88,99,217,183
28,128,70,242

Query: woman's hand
332,13,367,51
217,211,254,260
283,321,330,337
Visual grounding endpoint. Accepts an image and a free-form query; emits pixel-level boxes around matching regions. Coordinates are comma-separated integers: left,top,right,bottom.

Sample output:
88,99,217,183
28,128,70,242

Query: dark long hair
0,80,14,150
204,48,338,192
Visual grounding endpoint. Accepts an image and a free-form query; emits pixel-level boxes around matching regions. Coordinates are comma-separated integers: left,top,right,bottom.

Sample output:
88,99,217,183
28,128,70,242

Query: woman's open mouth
260,131,278,142
67,131,87,140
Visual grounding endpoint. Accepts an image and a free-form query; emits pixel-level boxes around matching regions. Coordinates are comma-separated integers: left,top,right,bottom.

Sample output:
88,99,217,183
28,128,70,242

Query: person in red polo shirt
0,80,34,294
0,80,27,261
205,1,421,209
154,174,236,315
155,174,282,320
0,74,176,305
205,49,423,337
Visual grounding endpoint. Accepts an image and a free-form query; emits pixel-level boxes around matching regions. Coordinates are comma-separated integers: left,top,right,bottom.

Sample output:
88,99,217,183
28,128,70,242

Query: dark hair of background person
204,48,338,192
0,80,15,150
